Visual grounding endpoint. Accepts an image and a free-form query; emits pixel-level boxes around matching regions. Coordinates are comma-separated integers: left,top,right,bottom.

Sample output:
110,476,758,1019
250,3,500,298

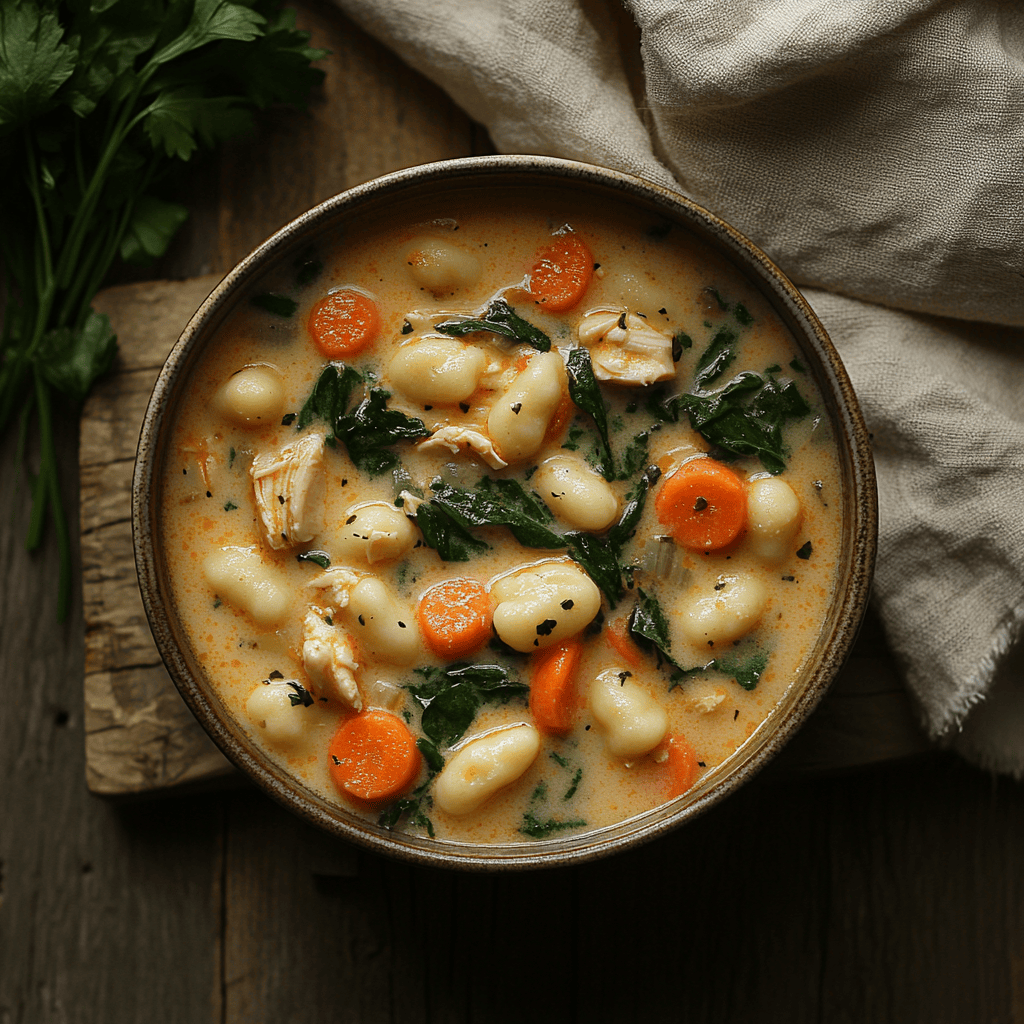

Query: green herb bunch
0,0,326,618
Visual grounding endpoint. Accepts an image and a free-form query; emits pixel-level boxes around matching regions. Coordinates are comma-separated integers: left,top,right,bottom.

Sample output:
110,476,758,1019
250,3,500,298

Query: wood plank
82,274,232,796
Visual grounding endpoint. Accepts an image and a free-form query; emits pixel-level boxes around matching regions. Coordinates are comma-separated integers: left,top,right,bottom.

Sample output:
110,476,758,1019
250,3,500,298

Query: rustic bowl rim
133,154,878,871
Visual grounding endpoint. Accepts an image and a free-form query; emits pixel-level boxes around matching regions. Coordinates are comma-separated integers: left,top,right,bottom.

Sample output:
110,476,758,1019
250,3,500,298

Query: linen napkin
333,0,1024,774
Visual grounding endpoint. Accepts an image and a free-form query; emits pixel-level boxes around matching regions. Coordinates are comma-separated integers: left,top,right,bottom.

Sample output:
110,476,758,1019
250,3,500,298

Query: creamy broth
160,192,841,845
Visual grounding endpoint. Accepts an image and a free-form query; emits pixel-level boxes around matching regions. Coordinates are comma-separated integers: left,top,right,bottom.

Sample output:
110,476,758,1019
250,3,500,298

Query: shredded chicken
302,609,362,710
577,308,676,385
418,425,508,469
306,567,360,610
398,490,425,514
690,690,727,714
250,433,323,550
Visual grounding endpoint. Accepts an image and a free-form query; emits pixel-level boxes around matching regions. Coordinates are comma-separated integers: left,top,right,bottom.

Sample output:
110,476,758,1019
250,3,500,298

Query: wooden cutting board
80,276,931,797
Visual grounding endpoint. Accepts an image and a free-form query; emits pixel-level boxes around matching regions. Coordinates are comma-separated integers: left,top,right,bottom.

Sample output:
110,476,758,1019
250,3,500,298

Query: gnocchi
678,573,769,646
214,364,285,426
746,477,802,562
533,454,619,531
433,724,541,816
388,336,488,405
334,501,418,564
202,546,292,628
487,351,567,463
160,190,842,848
589,669,669,759
491,561,602,652
405,236,482,294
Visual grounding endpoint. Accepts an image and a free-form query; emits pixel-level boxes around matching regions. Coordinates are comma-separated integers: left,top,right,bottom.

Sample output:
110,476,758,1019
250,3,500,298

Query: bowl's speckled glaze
133,155,877,870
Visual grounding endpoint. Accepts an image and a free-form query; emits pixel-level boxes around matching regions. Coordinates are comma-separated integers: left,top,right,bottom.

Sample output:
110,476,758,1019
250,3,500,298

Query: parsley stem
29,369,72,621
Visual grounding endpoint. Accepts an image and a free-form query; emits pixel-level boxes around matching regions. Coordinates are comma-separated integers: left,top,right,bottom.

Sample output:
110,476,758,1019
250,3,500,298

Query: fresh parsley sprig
0,0,326,618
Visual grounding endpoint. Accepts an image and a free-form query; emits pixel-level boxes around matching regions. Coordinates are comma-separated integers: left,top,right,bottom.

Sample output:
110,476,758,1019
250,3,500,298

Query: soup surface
160,189,841,845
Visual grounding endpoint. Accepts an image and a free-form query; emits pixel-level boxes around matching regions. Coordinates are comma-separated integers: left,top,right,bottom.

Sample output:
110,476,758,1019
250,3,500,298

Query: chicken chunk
250,433,324,550
577,308,676,385
302,608,362,710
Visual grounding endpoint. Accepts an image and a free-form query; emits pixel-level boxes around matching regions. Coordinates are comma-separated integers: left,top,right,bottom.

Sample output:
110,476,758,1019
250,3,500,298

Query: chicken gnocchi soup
161,195,841,845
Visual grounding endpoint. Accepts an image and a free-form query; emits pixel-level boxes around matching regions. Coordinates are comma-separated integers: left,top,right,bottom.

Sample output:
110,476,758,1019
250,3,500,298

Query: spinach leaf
412,501,490,561
251,292,297,317
647,325,812,474
628,588,769,690
692,325,738,389
712,651,769,691
408,663,529,747
564,530,625,609
428,480,564,551
606,465,659,552
435,298,551,351
627,587,704,682
519,811,587,839
474,476,554,525
296,364,429,474
565,347,614,479
296,362,362,430
681,371,811,475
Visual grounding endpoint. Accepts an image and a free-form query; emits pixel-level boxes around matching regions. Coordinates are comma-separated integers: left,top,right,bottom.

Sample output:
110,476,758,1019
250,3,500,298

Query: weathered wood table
4,4,1023,1021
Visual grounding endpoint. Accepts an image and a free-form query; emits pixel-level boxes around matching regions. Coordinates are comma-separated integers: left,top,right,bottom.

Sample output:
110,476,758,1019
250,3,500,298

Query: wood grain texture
82,276,233,796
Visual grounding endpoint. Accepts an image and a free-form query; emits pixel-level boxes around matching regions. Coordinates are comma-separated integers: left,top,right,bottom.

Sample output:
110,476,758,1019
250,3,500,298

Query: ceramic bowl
133,155,877,870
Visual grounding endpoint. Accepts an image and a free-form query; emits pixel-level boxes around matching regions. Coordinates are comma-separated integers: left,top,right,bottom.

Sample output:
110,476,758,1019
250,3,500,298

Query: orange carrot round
328,710,421,803
654,458,747,551
530,638,584,734
657,733,700,799
417,577,494,659
527,233,593,312
308,288,380,358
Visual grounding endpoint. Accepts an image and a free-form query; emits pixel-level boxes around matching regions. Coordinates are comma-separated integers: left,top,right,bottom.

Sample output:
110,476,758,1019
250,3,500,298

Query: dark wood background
3,3,1024,1021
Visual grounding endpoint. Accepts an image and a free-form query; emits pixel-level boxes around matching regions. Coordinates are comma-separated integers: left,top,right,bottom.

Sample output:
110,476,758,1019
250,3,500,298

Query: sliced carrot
328,710,421,803
530,638,584,734
654,457,747,551
656,733,700,799
417,577,494,659
604,620,642,669
527,233,593,312
308,288,380,358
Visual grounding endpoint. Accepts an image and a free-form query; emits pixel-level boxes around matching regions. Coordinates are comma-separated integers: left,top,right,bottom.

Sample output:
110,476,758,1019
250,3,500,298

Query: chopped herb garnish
281,412,297,426
549,751,570,768
789,358,806,373
251,293,298,318
796,541,813,559
296,550,331,569
285,681,314,707
435,297,550,351
223,500,238,512
563,767,582,800
734,303,753,326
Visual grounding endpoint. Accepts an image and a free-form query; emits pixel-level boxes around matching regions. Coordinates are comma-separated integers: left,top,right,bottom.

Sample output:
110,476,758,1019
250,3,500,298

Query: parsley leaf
0,0,325,620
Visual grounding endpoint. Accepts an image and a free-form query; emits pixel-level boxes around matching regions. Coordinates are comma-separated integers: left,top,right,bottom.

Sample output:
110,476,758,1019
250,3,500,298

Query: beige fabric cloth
335,0,1024,773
